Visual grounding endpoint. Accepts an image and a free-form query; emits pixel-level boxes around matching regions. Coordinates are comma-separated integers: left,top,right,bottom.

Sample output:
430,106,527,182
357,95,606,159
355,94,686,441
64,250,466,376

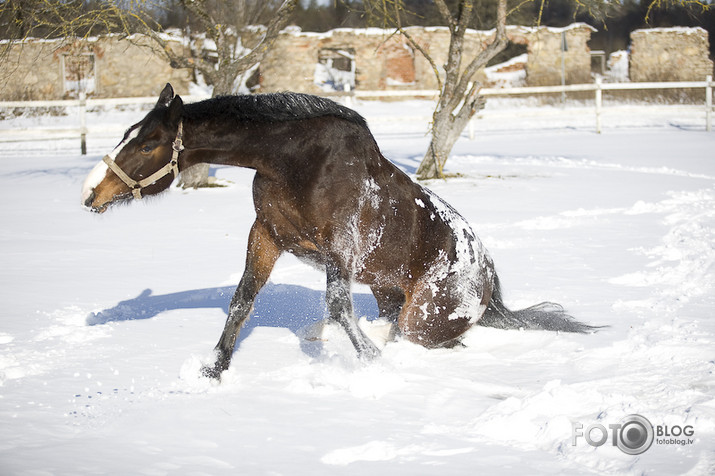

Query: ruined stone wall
1,39,63,100
0,35,191,101
93,36,191,98
630,27,713,82
1,23,596,100
257,23,595,94
516,24,596,86
257,28,456,94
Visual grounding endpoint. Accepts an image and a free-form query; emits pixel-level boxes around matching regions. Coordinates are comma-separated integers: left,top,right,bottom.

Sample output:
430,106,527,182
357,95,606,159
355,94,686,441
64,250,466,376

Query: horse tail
478,274,600,333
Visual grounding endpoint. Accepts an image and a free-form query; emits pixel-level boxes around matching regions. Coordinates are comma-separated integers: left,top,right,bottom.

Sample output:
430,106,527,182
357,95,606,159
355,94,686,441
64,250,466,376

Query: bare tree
417,0,507,179
364,0,710,179
147,0,297,96
143,0,298,188
363,0,509,180
1,0,298,188
0,0,135,70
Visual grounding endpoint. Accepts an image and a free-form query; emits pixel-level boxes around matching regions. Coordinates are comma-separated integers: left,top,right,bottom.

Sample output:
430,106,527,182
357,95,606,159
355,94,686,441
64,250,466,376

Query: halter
102,121,184,200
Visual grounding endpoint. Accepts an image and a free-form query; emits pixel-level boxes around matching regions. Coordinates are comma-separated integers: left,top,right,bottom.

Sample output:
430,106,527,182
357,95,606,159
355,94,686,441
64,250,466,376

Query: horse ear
156,83,174,108
167,94,183,126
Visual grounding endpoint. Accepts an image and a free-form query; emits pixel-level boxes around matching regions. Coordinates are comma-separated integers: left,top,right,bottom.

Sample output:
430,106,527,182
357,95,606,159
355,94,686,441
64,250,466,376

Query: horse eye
139,145,153,154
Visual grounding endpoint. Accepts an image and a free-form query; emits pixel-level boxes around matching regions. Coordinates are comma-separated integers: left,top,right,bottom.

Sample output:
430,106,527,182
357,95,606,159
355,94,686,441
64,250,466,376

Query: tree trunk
416,111,462,179
177,162,211,189
416,85,487,180
415,0,508,180
176,70,231,189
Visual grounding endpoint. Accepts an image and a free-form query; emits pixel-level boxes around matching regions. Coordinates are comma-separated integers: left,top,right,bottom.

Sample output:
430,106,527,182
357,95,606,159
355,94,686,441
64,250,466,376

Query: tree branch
390,1,443,93
229,0,297,75
434,0,456,32
452,0,507,105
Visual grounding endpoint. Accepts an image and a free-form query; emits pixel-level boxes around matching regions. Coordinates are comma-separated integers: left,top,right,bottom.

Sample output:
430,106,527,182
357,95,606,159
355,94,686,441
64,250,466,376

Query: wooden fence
1,77,712,154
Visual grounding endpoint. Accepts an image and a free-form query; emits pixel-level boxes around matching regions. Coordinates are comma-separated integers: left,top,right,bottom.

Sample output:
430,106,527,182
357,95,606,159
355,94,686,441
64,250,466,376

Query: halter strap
103,121,183,200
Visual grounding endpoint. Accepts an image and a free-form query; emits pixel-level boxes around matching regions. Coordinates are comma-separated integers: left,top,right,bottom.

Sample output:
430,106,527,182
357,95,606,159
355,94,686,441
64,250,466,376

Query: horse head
81,83,184,213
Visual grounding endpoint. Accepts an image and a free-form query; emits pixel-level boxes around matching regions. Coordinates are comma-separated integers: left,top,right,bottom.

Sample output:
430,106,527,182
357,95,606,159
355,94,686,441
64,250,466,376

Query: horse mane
182,92,367,128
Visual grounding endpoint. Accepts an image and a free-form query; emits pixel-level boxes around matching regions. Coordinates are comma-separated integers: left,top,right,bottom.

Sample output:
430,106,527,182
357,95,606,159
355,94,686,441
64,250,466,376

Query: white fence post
706,75,712,132
343,83,353,108
595,76,602,134
79,92,87,155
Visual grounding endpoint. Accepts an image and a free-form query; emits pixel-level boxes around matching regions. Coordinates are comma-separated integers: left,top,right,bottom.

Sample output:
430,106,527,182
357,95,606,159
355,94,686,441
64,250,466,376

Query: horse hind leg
368,286,404,343
371,286,405,323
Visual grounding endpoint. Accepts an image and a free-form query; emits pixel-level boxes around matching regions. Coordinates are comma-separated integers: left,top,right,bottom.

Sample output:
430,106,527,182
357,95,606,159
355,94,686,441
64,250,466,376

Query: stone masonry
257,24,596,94
1,24,594,100
2,24,713,100
0,35,191,100
630,27,713,82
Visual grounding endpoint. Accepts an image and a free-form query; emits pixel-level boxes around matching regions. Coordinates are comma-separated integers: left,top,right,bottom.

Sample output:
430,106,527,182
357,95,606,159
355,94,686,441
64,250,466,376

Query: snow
606,51,629,83
633,26,708,36
1,99,714,475
313,61,355,92
314,49,356,92
485,53,527,88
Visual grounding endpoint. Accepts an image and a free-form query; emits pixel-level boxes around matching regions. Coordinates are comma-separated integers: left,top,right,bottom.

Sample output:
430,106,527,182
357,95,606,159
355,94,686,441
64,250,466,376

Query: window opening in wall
62,53,96,98
484,43,528,89
314,48,355,92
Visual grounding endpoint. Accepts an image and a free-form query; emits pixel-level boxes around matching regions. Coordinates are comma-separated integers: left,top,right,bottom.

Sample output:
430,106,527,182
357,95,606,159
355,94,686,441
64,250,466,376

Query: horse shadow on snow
86,283,380,357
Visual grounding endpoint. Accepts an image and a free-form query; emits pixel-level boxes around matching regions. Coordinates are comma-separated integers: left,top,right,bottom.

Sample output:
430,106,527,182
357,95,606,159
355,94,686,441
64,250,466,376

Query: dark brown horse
82,84,595,379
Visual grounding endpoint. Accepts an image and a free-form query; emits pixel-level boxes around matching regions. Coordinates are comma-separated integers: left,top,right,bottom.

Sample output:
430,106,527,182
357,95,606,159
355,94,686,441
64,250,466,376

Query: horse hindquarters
398,255,494,348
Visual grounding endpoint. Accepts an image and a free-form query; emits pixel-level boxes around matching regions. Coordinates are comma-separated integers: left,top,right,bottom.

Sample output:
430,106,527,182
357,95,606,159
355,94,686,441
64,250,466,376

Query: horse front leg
326,261,381,360
203,221,280,380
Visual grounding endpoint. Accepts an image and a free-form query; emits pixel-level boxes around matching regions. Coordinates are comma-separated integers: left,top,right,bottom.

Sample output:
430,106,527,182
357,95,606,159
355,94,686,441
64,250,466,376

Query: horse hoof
201,364,223,380
359,344,381,361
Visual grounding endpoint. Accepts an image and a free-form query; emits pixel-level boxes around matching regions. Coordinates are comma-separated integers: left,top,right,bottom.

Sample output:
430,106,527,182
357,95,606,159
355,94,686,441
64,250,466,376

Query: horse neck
179,118,264,171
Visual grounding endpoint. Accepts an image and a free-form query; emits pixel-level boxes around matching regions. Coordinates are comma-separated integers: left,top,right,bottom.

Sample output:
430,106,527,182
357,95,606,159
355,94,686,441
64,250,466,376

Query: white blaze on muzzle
101,122,184,200
81,159,109,206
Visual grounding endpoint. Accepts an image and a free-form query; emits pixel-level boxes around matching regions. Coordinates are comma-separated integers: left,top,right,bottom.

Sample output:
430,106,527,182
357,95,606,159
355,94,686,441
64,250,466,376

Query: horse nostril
84,189,96,208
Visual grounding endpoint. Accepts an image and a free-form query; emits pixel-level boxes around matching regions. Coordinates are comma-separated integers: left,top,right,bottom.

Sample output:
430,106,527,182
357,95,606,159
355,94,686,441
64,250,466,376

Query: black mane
182,92,367,128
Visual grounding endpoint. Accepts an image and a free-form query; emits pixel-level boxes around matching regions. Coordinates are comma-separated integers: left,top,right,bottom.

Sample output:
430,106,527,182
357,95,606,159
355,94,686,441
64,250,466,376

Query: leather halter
102,121,184,200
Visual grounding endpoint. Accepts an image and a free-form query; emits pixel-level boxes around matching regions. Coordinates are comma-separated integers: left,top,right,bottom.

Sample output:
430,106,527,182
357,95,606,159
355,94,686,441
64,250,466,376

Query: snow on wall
1,24,596,100
259,24,595,94
4,24,713,101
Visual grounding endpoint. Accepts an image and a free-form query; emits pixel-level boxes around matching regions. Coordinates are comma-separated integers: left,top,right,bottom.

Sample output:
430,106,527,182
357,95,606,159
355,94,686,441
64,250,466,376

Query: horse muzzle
83,189,96,209
82,189,109,213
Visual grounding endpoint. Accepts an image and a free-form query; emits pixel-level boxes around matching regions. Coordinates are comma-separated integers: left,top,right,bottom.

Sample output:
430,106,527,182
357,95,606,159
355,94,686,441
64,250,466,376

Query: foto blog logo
572,414,695,455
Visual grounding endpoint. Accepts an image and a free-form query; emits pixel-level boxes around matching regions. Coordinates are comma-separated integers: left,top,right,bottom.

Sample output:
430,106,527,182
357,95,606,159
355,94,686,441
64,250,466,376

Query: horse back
248,115,458,289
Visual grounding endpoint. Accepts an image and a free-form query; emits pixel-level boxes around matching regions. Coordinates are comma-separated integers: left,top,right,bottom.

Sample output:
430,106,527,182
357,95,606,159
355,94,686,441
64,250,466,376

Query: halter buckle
172,122,185,153
104,120,184,201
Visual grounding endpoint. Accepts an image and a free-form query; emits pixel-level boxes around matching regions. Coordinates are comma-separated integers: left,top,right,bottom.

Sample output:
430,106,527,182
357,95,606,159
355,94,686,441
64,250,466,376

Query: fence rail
1,78,712,153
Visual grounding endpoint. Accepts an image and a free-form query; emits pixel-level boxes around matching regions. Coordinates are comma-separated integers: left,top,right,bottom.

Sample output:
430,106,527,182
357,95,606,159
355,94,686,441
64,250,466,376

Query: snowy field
1,99,714,475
